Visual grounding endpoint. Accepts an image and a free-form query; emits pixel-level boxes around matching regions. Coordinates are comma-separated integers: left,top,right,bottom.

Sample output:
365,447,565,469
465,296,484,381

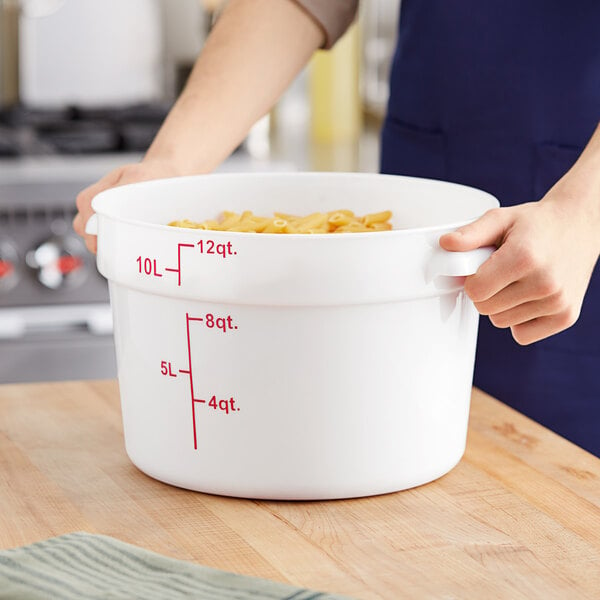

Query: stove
0,154,135,383
0,104,294,384
0,103,171,157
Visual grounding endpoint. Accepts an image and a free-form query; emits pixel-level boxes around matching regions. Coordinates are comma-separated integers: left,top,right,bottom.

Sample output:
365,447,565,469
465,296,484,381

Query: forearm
145,0,324,174
546,123,600,242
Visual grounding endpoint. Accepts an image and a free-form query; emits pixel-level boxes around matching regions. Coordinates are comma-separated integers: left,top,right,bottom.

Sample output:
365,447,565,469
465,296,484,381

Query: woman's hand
440,188,600,345
72,160,182,254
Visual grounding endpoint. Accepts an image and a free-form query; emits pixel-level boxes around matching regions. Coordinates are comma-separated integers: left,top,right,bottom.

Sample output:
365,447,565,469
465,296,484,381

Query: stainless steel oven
0,101,174,383
0,105,294,383
0,156,126,383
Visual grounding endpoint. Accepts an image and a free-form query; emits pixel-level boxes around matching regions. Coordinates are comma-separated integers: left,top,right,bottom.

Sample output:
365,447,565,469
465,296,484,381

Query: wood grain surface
1,380,599,599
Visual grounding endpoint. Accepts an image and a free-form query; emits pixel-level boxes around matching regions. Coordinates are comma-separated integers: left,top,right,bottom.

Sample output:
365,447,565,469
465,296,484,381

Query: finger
510,309,580,345
439,208,511,252
85,236,97,254
464,242,530,302
487,293,565,328
75,166,126,214
474,277,548,315
72,212,83,236
74,211,97,253
74,170,124,252
76,177,113,215
75,183,104,230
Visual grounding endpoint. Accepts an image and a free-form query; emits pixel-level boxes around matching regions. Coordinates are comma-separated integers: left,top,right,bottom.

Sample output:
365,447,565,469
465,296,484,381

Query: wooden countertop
1,380,599,599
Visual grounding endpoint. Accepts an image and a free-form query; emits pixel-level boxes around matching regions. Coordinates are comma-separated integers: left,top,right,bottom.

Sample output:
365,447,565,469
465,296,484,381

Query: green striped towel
0,532,353,600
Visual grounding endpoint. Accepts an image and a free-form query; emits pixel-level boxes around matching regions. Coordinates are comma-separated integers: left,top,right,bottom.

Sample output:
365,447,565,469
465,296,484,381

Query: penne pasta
262,219,289,233
169,209,393,234
368,222,393,231
219,212,242,229
295,213,329,230
334,222,371,233
327,212,353,228
362,210,393,226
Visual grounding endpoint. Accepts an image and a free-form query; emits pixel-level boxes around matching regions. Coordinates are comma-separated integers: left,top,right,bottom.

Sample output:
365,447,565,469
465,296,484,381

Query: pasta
168,209,393,234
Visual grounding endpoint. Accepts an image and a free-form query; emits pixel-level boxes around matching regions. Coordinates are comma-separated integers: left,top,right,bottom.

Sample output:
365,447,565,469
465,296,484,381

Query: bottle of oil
0,0,20,108
309,23,361,144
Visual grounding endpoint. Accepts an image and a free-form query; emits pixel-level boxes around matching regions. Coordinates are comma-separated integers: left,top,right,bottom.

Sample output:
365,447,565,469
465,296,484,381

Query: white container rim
90,171,498,238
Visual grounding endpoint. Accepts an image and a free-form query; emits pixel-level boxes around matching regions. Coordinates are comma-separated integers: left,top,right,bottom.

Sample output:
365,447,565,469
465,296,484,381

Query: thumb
439,208,510,252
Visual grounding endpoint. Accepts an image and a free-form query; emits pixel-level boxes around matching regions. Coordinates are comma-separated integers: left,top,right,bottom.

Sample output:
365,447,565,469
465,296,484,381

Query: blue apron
380,0,600,455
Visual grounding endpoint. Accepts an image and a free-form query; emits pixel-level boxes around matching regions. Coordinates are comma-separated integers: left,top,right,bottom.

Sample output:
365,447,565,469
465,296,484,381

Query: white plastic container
88,172,498,500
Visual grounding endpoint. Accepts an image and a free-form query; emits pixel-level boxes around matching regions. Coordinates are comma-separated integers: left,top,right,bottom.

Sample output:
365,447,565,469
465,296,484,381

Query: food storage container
87,172,498,499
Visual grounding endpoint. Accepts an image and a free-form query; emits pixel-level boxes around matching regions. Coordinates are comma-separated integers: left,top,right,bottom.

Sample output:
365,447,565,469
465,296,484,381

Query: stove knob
26,234,88,290
0,240,19,292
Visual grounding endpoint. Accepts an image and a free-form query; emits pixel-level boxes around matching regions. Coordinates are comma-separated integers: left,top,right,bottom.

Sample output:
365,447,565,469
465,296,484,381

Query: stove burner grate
0,102,172,156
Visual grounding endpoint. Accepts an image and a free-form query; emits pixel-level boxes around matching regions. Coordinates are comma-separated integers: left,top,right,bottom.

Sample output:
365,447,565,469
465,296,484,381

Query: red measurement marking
165,243,194,286
185,312,198,450
197,239,236,258
136,256,163,277
183,312,238,449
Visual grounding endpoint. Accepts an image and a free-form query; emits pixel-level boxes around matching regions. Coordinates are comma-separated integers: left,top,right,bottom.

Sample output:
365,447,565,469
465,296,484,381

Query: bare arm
74,0,324,251
145,0,324,173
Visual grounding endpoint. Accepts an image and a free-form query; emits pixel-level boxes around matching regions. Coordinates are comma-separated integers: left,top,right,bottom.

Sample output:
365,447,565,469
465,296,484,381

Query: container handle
426,246,495,281
85,213,98,235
